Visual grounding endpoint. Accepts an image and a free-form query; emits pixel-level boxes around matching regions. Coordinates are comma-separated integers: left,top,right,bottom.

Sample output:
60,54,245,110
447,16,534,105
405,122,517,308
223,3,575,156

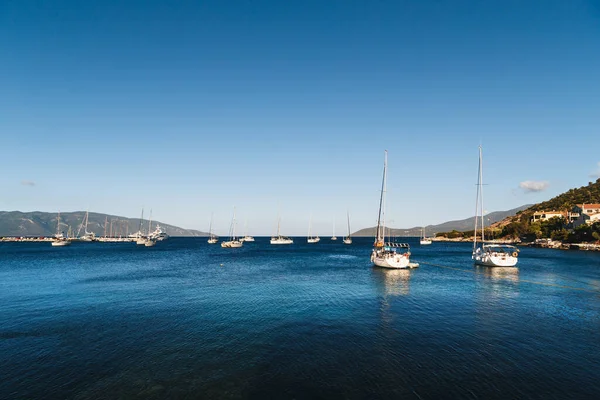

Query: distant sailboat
208,212,218,244
51,211,71,247
343,211,352,245
240,219,255,242
420,227,432,245
331,217,337,240
307,214,320,243
144,210,156,247
135,208,147,245
271,215,293,245
221,207,243,248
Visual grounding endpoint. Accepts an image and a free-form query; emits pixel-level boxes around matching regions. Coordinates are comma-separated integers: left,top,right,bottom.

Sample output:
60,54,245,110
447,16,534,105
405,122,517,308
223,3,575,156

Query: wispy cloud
590,162,600,179
21,180,36,187
519,180,549,193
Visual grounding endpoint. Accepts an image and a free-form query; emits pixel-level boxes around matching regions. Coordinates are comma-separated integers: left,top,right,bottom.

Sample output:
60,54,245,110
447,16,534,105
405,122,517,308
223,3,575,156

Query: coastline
431,237,600,251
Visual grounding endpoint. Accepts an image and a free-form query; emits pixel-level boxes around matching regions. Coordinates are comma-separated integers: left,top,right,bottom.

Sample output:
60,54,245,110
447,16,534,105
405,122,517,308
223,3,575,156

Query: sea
1,237,599,399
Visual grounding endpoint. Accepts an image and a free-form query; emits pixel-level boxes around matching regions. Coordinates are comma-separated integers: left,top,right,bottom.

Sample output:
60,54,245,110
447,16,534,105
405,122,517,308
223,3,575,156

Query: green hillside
434,178,600,243
528,178,600,212
469,179,600,243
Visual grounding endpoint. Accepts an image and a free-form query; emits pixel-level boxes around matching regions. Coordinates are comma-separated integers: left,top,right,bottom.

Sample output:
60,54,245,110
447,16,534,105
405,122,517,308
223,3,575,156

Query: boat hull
208,238,218,244
307,237,320,243
420,240,432,245
343,238,352,244
371,250,411,269
473,255,518,267
270,238,293,245
221,241,243,248
473,247,519,267
51,240,71,247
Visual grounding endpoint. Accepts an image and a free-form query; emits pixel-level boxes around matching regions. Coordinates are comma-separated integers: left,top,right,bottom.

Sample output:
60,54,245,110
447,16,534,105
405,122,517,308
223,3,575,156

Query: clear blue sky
1,0,599,235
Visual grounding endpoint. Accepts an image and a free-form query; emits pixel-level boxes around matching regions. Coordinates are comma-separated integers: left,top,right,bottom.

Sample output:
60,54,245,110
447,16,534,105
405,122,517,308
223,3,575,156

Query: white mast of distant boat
208,212,218,244
51,211,71,246
331,217,337,240
221,207,243,248
136,208,147,245
307,213,320,243
343,211,352,244
420,226,432,245
240,218,255,242
270,212,293,245
144,209,156,246
77,210,96,241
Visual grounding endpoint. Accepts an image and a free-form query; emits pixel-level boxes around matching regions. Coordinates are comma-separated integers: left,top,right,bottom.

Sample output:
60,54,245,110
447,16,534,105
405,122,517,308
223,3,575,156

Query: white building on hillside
531,211,565,223
572,203,600,228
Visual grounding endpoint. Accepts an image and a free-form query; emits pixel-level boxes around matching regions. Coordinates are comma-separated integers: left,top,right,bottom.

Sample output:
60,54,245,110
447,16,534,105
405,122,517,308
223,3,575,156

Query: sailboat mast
139,208,144,234
232,207,237,240
277,216,281,237
382,151,388,243
148,209,152,236
347,210,351,238
209,212,214,238
473,146,482,252
376,150,387,243
479,146,485,243
56,211,61,236
76,211,84,237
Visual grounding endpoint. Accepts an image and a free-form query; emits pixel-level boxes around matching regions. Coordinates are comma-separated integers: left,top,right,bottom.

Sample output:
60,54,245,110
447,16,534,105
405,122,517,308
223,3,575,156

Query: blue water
1,238,599,399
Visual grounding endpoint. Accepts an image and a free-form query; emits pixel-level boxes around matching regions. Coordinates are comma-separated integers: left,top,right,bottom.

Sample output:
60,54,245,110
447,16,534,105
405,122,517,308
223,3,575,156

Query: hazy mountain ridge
352,205,532,237
0,211,207,237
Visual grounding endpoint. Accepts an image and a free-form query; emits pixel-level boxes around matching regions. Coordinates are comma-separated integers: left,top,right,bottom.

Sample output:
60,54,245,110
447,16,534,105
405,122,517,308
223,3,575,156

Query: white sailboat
331,218,337,240
419,227,432,245
343,211,352,245
472,146,518,267
51,211,71,247
307,214,320,243
270,215,293,245
370,151,411,269
240,219,255,242
134,208,147,245
221,207,243,248
207,212,218,244
76,210,96,241
144,210,156,247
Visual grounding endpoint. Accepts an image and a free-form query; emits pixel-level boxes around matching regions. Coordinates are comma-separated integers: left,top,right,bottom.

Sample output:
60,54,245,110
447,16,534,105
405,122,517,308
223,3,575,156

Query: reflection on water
476,266,519,282
371,267,412,297
475,266,520,301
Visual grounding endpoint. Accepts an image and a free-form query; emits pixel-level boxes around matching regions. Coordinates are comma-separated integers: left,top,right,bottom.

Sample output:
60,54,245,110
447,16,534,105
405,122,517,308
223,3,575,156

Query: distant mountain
0,211,207,237
352,205,532,237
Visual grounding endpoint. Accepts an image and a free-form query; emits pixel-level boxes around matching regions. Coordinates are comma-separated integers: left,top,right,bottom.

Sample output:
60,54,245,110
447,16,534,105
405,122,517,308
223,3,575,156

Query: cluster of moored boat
50,210,168,247
208,208,353,248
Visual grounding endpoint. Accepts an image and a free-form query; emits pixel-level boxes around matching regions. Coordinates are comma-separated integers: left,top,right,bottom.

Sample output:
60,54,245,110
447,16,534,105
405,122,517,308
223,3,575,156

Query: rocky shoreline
431,237,600,251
